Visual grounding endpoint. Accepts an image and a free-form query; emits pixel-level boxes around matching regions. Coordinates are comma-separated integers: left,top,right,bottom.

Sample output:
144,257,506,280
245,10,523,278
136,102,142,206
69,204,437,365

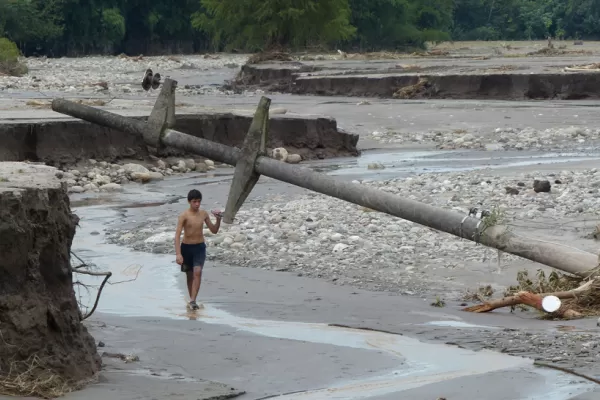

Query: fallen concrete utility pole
51,78,599,279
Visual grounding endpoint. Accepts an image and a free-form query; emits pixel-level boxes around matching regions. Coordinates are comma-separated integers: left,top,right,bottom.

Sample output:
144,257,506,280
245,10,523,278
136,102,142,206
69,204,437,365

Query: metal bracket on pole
222,96,271,224
145,78,177,149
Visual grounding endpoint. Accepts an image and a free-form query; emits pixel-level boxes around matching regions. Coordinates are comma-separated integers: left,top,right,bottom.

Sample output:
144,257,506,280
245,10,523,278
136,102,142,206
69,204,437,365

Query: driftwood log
463,280,596,319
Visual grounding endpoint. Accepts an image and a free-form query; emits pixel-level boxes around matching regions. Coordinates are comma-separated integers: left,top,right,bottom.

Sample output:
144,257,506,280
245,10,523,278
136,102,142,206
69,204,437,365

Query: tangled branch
70,251,141,320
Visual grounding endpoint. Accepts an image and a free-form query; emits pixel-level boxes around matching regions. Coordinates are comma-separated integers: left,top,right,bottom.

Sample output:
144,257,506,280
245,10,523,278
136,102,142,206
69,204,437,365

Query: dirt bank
230,60,600,100
0,162,101,397
0,111,359,167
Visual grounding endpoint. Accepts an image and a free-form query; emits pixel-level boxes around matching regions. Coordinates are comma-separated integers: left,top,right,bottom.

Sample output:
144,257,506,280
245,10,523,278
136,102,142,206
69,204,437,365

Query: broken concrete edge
0,111,359,167
0,162,102,397
228,63,600,100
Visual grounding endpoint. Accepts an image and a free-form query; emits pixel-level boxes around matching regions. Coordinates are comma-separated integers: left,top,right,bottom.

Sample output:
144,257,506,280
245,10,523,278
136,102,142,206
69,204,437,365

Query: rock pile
60,157,219,193
368,126,600,151
58,147,304,193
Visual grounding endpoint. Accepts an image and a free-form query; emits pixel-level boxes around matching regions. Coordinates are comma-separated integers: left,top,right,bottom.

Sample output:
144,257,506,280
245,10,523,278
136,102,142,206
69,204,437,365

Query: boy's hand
211,209,223,219
176,254,183,265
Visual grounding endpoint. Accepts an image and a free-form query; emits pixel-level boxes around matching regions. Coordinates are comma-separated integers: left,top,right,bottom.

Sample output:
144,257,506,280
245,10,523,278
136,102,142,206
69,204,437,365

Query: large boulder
0,162,101,396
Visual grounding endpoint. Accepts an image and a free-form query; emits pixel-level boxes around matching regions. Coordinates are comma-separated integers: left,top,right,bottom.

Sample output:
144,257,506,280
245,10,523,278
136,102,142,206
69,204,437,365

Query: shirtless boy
174,189,221,310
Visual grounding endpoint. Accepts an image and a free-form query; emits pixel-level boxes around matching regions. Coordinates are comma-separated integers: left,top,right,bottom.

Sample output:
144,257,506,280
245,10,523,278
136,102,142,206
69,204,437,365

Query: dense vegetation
1,0,600,57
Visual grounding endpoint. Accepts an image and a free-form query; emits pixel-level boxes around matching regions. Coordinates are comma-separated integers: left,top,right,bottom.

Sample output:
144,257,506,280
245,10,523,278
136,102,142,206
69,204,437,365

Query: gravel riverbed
369,125,600,153
101,166,600,376
105,167,600,297
0,54,249,96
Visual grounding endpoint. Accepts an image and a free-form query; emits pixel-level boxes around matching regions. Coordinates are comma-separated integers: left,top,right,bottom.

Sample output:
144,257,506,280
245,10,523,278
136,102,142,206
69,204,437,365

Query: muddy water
72,204,595,399
302,149,600,180
169,305,595,400
72,205,181,317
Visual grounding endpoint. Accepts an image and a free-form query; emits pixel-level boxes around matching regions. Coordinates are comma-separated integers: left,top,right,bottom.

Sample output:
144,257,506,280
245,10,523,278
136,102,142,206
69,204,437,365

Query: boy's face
189,199,201,211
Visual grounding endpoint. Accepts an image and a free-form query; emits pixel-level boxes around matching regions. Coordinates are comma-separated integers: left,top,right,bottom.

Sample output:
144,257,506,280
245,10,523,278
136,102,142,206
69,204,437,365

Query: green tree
192,0,356,51
0,37,28,75
101,7,126,47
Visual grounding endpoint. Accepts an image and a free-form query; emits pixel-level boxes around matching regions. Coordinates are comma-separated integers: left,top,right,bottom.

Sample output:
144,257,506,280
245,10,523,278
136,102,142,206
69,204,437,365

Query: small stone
100,183,123,192
69,185,85,193
123,163,150,175
348,235,361,243
130,171,163,183
156,160,167,170
533,180,551,193
367,163,385,170
505,187,519,195
82,183,98,192
485,143,504,151
270,107,287,115
333,243,349,253
184,159,196,170
94,175,111,186
271,148,288,162
204,159,215,167
286,154,302,164
288,232,300,242
233,234,246,243
331,233,343,241
195,162,208,173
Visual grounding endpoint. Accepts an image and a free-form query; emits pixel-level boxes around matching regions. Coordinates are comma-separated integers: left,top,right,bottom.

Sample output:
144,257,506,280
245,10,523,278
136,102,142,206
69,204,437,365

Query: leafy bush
0,38,28,76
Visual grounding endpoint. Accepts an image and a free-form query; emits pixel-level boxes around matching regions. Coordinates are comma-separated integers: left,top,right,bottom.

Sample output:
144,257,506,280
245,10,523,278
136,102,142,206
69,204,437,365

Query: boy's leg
189,243,207,309
181,244,195,305
190,266,203,303
185,271,193,299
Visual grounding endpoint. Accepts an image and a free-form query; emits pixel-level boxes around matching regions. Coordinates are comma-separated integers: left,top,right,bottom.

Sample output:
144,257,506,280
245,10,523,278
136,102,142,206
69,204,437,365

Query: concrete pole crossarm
222,96,271,224
51,99,148,137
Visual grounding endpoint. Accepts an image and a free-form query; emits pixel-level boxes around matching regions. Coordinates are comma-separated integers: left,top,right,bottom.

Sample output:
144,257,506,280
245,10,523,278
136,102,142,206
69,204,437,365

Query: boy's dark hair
187,189,202,202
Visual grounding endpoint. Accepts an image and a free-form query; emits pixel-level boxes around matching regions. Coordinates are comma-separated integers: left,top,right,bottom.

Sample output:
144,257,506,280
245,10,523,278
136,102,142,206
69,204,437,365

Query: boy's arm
204,211,221,234
174,213,185,255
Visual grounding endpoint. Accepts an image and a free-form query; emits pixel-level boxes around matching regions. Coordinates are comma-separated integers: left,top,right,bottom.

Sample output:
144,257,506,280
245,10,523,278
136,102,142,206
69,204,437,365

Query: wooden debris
393,78,431,99
463,280,596,319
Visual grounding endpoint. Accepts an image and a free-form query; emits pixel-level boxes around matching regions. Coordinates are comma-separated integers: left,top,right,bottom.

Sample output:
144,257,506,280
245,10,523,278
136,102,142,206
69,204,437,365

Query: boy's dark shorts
180,242,206,272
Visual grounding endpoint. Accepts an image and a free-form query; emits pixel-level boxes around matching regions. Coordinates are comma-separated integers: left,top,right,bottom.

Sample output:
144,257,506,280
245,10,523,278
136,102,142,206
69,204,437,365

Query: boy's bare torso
180,209,207,244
